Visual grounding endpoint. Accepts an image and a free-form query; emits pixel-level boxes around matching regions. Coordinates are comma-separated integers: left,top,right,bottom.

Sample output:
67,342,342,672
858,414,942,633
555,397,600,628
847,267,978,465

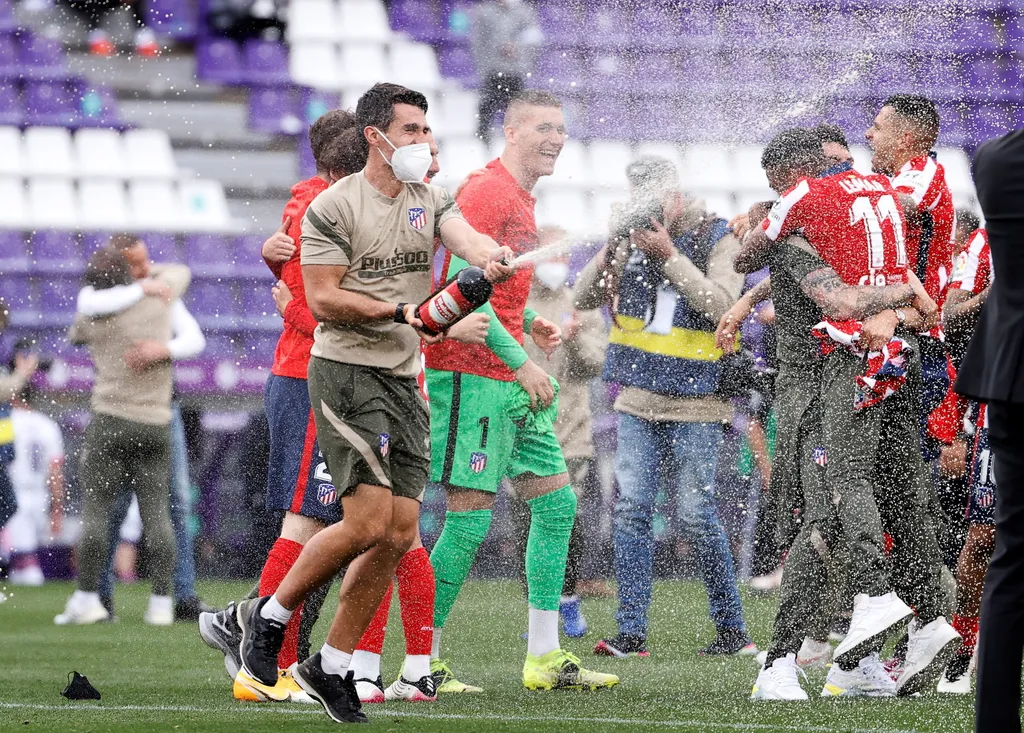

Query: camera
10,337,53,374
611,197,664,241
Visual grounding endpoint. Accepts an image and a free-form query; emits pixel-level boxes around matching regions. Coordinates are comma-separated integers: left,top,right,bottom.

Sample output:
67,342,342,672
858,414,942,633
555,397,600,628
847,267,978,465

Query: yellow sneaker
523,649,620,691
280,666,316,704
430,659,484,693
232,669,291,702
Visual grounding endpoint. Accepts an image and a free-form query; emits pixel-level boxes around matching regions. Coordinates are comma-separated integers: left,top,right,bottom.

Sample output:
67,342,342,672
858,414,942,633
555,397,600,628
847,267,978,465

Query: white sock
261,594,293,624
560,594,579,604
527,607,560,657
319,643,353,677
148,594,173,616
72,589,100,606
402,654,431,681
431,628,442,660
349,650,381,682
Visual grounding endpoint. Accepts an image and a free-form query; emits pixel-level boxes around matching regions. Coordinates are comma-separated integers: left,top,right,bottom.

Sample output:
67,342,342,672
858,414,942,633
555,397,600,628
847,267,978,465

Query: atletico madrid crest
469,451,487,474
318,483,337,506
813,447,828,467
379,433,391,458
408,207,426,231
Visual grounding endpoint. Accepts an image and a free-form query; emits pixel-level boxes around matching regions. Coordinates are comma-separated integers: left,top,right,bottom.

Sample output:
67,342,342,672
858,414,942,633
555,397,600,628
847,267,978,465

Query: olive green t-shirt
769,235,828,370
301,172,464,378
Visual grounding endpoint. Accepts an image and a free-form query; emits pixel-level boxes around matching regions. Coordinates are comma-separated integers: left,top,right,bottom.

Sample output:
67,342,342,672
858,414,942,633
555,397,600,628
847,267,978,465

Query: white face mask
374,127,432,184
534,262,568,290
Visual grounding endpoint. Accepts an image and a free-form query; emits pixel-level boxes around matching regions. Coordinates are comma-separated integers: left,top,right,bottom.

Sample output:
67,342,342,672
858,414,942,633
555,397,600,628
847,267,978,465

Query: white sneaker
355,676,385,704
821,653,897,698
834,592,913,668
144,594,174,626
10,566,45,586
749,565,784,593
797,637,833,671
755,650,768,667
937,650,975,695
751,654,809,701
384,674,438,702
896,616,962,697
54,591,110,625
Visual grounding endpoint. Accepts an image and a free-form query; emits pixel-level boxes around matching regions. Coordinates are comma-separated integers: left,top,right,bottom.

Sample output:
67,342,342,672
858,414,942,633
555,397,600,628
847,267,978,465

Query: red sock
258,537,304,670
356,582,393,655
396,547,435,656
953,614,980,653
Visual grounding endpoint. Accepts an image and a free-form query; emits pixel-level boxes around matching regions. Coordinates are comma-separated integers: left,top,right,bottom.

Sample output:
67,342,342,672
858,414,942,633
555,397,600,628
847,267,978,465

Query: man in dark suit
956,128,1024,733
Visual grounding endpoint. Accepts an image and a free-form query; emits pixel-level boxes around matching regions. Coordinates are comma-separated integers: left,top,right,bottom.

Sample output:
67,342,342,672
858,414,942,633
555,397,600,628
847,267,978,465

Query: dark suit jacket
956,128,1024,404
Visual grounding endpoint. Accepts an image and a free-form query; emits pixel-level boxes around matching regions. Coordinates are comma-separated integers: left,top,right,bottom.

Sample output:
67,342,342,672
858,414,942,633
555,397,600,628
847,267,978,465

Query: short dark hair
321,127,370,178
503,89,562,125
356,83,428,134
957,208,981,237
309,109,358,172
884,94,940,146
761,128,826,171
84,247,133,290
109,232,142,251
625,155,678,191
811,123,849,150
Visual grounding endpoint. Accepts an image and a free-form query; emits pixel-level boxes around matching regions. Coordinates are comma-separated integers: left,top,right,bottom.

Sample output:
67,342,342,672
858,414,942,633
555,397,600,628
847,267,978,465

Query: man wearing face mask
575,155,754,660
233,82,514,724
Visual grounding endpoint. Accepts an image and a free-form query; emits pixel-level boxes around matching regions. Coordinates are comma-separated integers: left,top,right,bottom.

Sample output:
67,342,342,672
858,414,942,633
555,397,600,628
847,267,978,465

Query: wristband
394,303,409,324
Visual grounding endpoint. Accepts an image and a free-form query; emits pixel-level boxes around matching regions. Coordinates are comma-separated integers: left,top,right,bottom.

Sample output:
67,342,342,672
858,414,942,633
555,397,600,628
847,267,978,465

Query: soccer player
423,89,618,693
234,82,513,724
938,226,992,694
736,128,959,697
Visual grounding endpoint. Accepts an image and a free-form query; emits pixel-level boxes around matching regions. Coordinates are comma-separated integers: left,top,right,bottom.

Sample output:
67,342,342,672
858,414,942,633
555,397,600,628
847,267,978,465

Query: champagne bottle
416,266,493,336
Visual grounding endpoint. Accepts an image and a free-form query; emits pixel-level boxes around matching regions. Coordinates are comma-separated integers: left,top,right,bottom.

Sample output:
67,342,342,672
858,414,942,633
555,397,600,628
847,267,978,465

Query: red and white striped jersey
948,228,992,296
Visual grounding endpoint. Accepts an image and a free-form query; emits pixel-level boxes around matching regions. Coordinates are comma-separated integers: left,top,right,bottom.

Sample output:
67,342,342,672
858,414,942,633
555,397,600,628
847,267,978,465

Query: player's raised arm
438,216,514,283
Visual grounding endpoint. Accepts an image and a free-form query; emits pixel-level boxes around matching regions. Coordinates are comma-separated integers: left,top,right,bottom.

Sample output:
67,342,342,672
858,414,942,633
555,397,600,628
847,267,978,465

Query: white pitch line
0,701,928,733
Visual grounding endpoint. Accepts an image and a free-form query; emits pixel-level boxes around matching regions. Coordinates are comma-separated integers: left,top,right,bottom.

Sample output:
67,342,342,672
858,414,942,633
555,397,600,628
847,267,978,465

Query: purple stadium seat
0,79,21,125
300,87,339,125
234,234,275,278
195,38,242,85
679,9,720,51
248,86,300,134
437,44,477,87
0,30,17,77
140,232,179,262
186,280,237,319
632,5,683,50
963,56,1021,101
677,56,724,95
240,281,275,318
390,0,443,43
633,51,682,95
185,234,236,277
0,0,14,31
22,79,78,127
0,231,27,272
585,50,635,94
966,103,1015,145
636,96,687,142
31,232,83,274
38,276,79,314
0,275,34,314
936,104,967,147
202,332,241,360
536,3,579,46
1006,12,1024,51
585,94,636,141
74,81,122,128
533,48,583,92
297,132,315,178
19,33,66,81
918,56,961,100
144,0,199,40
581,4,632,50
243,40,290,86
950,15,998,53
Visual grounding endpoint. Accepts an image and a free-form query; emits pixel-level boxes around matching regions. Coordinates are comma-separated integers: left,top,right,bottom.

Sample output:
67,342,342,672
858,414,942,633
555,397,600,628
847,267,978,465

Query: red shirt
424,159,537,382
762,170,910,287
948,228,991,296
268,176,328,380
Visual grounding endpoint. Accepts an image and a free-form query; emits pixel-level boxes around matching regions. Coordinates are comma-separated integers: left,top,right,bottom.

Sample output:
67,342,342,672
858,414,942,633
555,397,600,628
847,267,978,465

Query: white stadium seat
291,43,342,90
287,0,339,42
937,147,974,198
849,145,873,176
732,146,767,191
0,177,28,228
588,140,632,189
536,188,589,236
691,190,737,220
340,43,389,91
179,179,232,231
79,180,130,229
123,129,177,179
76,129,127,179
389,42,441,93
432,137,488,191
547,139,590,188
0,127,24,177
681,145,734,192
338,0,391,43
28,178,79,229
24,127,75,177
129,180,181,230
434,89,478,138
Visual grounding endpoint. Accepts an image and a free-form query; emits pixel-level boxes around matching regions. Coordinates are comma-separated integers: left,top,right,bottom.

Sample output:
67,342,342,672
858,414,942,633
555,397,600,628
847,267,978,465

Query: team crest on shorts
975,485,995,508
379,433,391,458
408,207,426,231
317,483,337,506
469,451,487,474
813,447,828,467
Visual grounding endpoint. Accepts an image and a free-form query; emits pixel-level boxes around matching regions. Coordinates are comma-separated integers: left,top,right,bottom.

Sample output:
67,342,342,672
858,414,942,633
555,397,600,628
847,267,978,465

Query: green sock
430,509,492,629
525,485,577,612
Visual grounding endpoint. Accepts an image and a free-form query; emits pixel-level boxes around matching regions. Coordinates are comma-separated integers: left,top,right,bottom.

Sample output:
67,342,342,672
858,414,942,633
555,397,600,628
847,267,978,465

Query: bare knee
280,512,326,545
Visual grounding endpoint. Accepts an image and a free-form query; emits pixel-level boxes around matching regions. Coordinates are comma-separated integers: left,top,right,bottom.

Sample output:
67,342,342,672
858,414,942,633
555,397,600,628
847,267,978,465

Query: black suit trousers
976,401,1024,733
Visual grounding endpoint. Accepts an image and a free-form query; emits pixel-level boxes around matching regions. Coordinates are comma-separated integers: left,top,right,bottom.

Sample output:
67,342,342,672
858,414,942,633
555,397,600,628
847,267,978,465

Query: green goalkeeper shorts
426,369,568,492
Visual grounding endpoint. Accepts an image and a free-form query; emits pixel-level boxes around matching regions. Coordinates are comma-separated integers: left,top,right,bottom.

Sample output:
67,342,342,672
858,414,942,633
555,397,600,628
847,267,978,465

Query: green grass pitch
0,580,974,732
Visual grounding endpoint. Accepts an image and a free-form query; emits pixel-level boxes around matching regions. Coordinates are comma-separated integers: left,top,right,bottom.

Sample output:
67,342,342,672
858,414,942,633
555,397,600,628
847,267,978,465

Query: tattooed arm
943,285,990,341
798,267,915,321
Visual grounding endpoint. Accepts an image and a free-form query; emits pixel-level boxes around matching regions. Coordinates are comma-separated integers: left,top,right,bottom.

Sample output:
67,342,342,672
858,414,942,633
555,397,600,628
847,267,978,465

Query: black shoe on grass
293,654,368,723
594,633,649,658
237,597,287,686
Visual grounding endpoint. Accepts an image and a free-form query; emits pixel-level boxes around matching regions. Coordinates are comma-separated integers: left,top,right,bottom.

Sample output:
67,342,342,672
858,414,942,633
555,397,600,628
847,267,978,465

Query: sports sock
261,594,293,625
349,650,381,683
527,608,560,657
430,509,492,630
525,485,577,613
953,614,980,652
319,643,352,677
431,628,442,660
148,594,173,617
258,537,304,668
356,582,393,655
396,547,435,656
402,654,431,681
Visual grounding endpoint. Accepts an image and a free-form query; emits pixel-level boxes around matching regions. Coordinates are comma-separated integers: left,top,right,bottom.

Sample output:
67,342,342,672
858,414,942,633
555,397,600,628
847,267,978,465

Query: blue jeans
99,404,196,600
613,413,746,637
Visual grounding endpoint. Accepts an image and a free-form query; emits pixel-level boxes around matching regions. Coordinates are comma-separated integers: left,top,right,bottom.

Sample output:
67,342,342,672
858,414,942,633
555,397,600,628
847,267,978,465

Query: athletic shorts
265,373,342,524
308,357,430,502
3,490,49,554
967,420,996,526
426,369,567,492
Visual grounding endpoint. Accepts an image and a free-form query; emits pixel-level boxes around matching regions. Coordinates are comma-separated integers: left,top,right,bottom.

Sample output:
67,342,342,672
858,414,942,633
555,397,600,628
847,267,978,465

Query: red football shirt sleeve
454,180,509,241
892,157,940,208
279,257,318,338
762,180,811,241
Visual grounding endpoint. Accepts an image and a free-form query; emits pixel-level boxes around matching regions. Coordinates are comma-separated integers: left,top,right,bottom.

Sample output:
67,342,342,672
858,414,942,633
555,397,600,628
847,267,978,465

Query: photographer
1,299,40,535
575,156,753,658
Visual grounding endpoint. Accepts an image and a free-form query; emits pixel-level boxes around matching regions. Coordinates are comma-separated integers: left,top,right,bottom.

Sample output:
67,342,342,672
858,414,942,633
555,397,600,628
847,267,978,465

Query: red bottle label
418,281,475,334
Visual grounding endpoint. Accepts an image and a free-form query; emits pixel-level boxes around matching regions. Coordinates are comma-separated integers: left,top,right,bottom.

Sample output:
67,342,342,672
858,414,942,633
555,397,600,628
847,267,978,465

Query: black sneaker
237,597,287,686
199,601,242,680
384,674,437,701
293,653,368,723
175,596,216,622
698,627,757,656
100,595,117,622
594,633,649,658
